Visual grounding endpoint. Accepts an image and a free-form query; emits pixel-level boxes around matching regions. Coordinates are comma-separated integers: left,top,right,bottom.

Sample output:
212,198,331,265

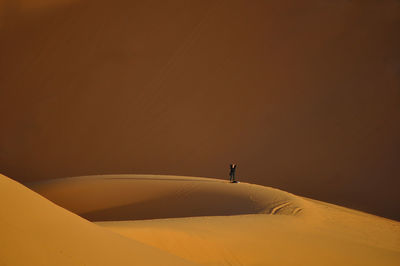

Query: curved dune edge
0,174,195,266
26,174,400,265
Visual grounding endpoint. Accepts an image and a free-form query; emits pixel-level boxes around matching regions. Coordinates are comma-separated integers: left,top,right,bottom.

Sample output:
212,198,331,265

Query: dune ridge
27,174,307,221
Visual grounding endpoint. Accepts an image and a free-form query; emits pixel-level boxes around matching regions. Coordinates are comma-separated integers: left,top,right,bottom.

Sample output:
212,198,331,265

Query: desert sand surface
1,0,399,221
27,174,400,266
0,174,195,266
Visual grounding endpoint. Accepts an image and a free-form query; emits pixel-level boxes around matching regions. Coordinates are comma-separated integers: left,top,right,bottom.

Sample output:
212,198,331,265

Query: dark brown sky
1,0,399,220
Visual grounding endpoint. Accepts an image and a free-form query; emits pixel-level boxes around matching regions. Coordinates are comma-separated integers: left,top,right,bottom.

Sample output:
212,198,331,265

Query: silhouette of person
229,164,237,183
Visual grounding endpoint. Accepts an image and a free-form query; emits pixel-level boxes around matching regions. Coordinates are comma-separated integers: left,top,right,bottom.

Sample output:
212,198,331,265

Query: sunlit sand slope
29,175,400,265
0,174,195,266
99,215,400,266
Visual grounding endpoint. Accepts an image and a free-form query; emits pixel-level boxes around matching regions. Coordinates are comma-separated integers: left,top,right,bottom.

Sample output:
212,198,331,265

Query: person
229,164,237,183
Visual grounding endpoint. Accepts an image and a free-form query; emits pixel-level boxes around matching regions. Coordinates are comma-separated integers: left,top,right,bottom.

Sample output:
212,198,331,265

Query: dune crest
28,174,307,221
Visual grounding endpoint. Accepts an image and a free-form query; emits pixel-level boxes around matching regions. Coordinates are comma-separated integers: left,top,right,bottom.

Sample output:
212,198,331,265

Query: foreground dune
28,175,400,265
0,174,195,266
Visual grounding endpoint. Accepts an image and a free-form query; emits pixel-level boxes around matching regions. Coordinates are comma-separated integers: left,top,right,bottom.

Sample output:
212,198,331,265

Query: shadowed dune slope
28,174,400,265
1,0,400,221
0,174,195,266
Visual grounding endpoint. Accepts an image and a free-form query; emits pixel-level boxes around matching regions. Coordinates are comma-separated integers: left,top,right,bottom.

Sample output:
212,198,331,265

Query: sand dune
27,174,306,221
2,1,399,264
27,174,400,265
0,174,195,266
